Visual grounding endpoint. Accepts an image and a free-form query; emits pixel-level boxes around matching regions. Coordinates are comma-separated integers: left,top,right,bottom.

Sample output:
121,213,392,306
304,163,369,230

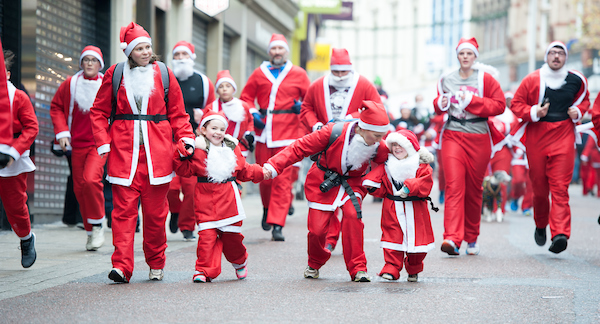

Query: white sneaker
381,273,395,281
353,271,371,282
303,266,319,279
466,242,480,255
149,269,164,281
495,209,504,222
87,225,105,251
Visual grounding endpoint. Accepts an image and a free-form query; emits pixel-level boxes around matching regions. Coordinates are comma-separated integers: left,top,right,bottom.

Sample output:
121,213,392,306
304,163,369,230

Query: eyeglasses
548,51,566,57
82,58,99,64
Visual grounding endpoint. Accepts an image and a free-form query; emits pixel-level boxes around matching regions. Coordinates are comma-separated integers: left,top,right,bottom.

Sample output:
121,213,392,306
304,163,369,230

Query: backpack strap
110,62,125,125
156,61,169,107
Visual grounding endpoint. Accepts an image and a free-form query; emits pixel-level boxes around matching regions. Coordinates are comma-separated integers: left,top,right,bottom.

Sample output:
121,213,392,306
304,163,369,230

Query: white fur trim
544,41,568,62
457,91,473,110
362,179,381,188
201,114,228,128
97,144,110,155
385,132,417,156
530,105,540,122
312,122,324,132
358,120,389,133
172,45,196,60
216,77,237,94
123,36,152,57
456,43,479,57
264,163,278,178
205,144,237,183
418,148,435,164
570,106,582,123
472,62,499,80
80,50,104,69
268,40,289,53
330,64,352,71
56,131,71,140
120,42,127,50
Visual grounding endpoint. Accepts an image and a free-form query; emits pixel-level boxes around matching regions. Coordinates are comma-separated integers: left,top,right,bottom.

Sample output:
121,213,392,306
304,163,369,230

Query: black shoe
169,213,179,233
182,230,196,241
597,214,600,225
20,233,37,268
548,234,568,254
288,205,295,216
272,225,285,241
534,227,546,246
261,208,271,231
0,152,10,169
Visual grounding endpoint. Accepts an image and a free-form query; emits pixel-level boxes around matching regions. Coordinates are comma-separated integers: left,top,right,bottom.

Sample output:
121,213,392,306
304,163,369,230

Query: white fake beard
221,98,246,122
128,65,155,100
346,133,378,171
205,143,237,183
74,76,102,113
386,153,419,183
329,71,353,89
172,58,195,81
540,63,568,90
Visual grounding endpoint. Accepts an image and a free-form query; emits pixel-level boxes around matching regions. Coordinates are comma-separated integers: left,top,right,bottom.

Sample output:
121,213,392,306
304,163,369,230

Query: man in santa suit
167,40,216,239
300,47,381,251
240,33,310,241
91,22,195,283
0,49,38,268
51,45,107,251
511,41,590,254
264,101,390,282
0,41,13,169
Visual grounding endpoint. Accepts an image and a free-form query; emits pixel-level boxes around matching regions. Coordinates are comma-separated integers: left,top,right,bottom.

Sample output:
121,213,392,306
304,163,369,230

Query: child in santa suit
363,129,436,282
173,111,267,283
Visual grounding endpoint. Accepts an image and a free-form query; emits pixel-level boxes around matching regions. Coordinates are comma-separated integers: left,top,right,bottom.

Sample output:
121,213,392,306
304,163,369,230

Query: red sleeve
510,74,538,122
50,78,71,136
240,71,258,110
0,44,12,150
572,72,590,118
173,146,208,178
13,91,38,155
593,97,600,135
404,164,434,198
298,68,310,100
433,75,446,115
205,78,215,107
300,81,320,132
581,138,594,161
242,100,254,133
465,73,505,117
165,67,195,143
362,164,388,198
91,65,115,150
235,147,264,183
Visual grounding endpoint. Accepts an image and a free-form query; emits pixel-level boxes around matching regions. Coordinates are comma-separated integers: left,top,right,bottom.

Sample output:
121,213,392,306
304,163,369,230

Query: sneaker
193,271,207,283
108,268,129,283
548,234,568,254
149,269,164,281
510,199,519,212
325,243,335,252
261,208,271,231
353,271,371,282
381,273,396,281
76,222,85,230
523,209,532,216
20,233,37,268
495,209,504,222
407,274,418,282
182,230,196,241
272,225,285,241
303,266,319,279
87,225,104,251
441,240,459,256
169,213,179,233
236,267,248,280
288,205,294,216
534,227,546,246
466,242,480,255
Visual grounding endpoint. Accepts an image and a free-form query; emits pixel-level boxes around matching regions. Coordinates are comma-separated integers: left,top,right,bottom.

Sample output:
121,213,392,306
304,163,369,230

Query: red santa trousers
581,163,596,195
255,142,294,227
525,121,574,238
195,223,248,280
307,200,366,279
71,146,106,232
490,146,512,212
379,250,427,279
441,130,491,245
167,175,196,231
437,151,446,191
510,165,533,211
111,148,170,280
0,173,31,238
325,210,341,250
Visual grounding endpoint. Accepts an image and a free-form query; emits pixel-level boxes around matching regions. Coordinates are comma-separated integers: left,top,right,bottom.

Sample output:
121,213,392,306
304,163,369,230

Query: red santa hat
80,45,104,69
267,34,289,54
172,40,196,60
386,129,435,163
504,91,514,99
544,41,568,62
200,110,228,128
330,48,352,71
215,70,237,94
120,22,152,57
456,37,479,57
358,101,390,133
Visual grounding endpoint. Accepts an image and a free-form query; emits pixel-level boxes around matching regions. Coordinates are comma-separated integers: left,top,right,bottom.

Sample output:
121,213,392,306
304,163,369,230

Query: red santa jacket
590,94,600,145
433,70,506,157
0,81,38,177
206,98,254,140
90,62,195,186
510,69,590,150
265,121,388,211
300,73,381,133
240,61,310,148
0,45,12,157
173,139,264,231
362,160,435,253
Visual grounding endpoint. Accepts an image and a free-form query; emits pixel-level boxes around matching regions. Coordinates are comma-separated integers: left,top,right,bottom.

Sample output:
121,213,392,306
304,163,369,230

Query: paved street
1,182,599,323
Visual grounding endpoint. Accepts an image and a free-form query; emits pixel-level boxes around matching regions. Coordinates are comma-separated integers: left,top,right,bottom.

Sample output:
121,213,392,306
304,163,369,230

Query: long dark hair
128,53,159,68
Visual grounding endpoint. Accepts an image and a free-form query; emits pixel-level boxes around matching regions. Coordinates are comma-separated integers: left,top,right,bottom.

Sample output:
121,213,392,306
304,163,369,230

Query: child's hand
263,167,273,180
399,186,409,198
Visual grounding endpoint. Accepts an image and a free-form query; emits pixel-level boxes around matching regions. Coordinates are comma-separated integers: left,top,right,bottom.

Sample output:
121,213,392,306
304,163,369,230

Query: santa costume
167,40,216,238
50,45,107,250
580,136,600,197
363,129,435,281
264,101,389,281
90,22,195,282
433,37,505,255
0,56,39,268
240,33,310,240
173,111,264,282
0,43,13,169
510,41,590,253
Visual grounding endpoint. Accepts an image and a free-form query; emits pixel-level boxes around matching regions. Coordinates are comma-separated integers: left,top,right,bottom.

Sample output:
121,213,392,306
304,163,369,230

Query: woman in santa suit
433,37,505,256
90,22,195,283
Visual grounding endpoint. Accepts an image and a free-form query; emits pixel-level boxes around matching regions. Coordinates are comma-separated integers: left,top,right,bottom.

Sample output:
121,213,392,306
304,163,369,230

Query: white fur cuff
530,105,540,122
312,122,324,132
264,163,278,178
571,106,582,123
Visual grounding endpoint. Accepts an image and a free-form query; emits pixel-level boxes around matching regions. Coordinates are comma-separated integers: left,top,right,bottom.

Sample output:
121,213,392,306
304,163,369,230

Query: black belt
386,194,439,212
197,176,236,184
540,112,569,122
449,115,487,126
259,108,295,115
316,162,363,219
113,114,168,123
